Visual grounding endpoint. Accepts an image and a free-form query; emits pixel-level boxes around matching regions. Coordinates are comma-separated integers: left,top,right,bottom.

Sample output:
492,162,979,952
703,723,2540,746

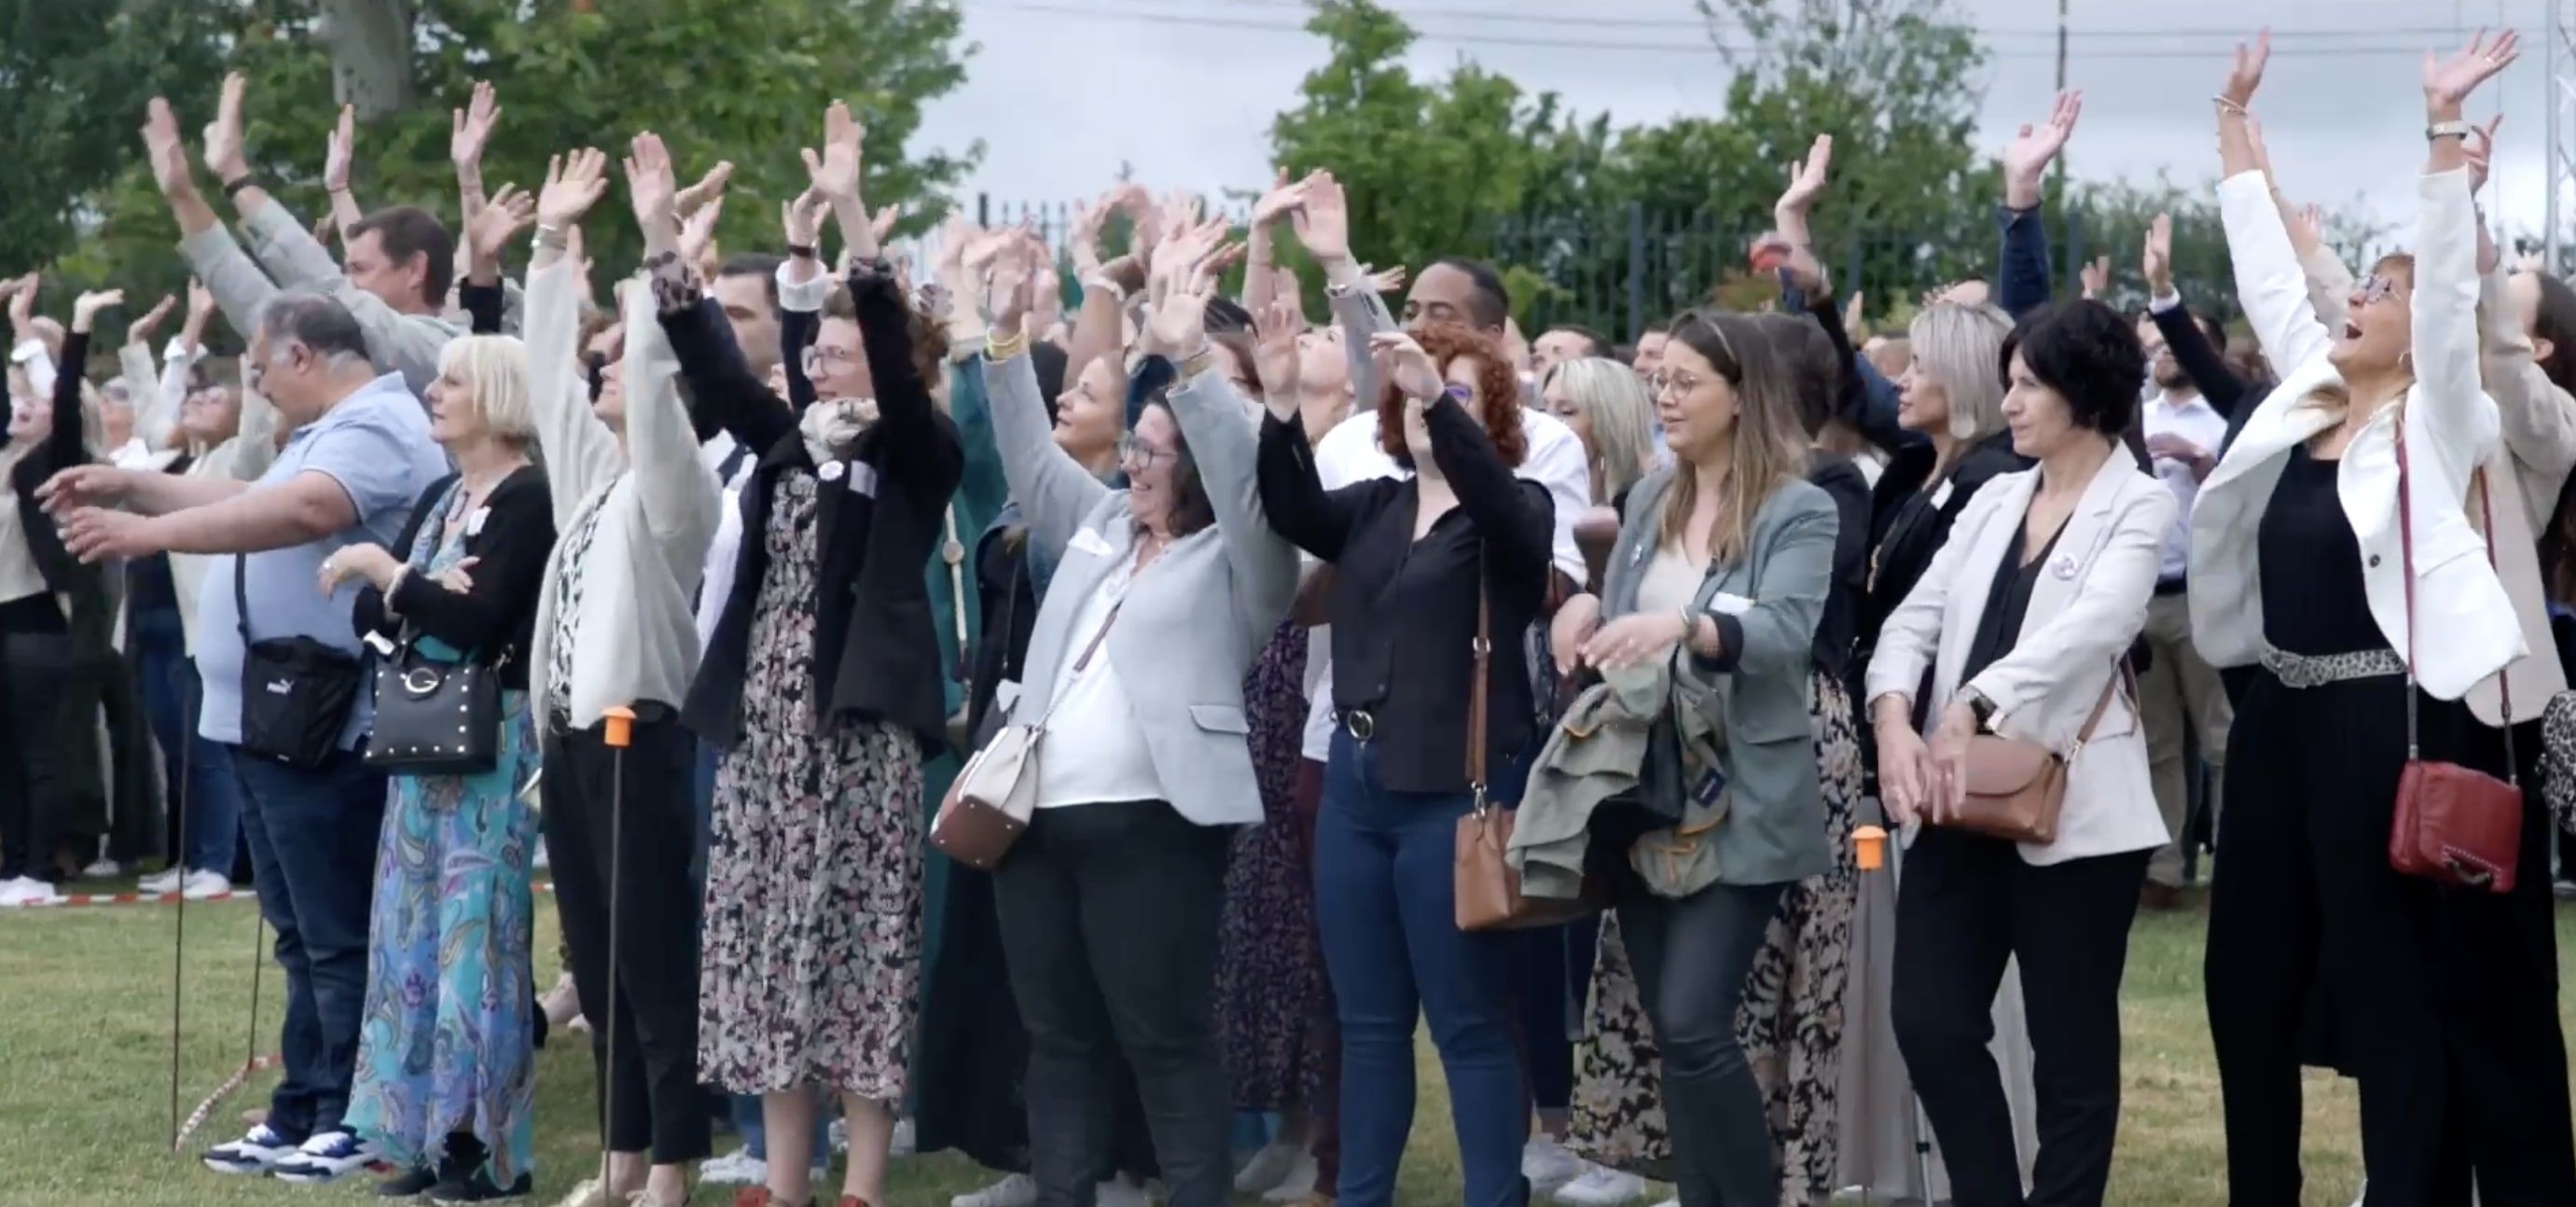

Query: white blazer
1865,458,2176,866
2190,167,2521,702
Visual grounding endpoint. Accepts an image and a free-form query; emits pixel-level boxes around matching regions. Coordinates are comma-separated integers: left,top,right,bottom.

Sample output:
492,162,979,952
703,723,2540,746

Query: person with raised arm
517,141,722,1207
145,75,461,400
2195,29,2576,1203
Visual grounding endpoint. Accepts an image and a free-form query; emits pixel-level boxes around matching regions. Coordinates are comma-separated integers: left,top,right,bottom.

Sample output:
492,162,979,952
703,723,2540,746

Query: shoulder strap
1467,546,1492,804
2392,415,2514,773
943,505,969,648
1030,595,1124,732
233,552,252,643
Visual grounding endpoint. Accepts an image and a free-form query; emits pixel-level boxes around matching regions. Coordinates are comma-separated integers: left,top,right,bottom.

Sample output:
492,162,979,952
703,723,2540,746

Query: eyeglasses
1649,370,1707,398
2358,274,2403,305
802,344,864,375
1116,432,1171,470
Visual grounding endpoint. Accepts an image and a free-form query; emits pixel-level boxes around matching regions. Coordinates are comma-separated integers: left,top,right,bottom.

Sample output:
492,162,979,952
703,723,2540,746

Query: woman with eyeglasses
977,223,1296,1207
2195,34,2576,1202
1259,318,1551,1207
649,116,964,1207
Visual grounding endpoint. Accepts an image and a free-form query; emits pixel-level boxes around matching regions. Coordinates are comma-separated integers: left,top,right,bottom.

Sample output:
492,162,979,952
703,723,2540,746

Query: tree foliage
22,0,977,309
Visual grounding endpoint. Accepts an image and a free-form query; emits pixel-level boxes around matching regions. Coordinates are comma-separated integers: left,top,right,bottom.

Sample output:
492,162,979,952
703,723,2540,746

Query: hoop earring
2399,350,2415,374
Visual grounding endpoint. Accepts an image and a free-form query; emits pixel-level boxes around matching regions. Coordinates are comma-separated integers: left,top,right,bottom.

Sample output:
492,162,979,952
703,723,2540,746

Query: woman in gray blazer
1551,309,1839,1207
976,231,1297,1207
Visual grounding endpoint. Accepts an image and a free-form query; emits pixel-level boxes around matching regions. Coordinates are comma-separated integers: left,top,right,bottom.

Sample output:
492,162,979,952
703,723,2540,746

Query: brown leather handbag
1950,671,2126,846
2387,422,2522,894
1456,586,1606,932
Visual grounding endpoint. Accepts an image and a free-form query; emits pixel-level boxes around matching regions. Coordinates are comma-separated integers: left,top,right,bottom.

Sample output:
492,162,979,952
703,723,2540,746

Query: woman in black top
0,285,120,904
1256,321,1552,1207
324,333,553,1199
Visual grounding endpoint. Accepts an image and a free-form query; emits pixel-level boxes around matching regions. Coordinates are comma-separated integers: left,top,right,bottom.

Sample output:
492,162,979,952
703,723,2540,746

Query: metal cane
166,678,196,1149
1850,822,1938,1202
592,705,637,1186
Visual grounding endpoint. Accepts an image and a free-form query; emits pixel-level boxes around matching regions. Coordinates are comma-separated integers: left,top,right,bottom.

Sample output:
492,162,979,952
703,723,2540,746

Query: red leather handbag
2387,420,2522,894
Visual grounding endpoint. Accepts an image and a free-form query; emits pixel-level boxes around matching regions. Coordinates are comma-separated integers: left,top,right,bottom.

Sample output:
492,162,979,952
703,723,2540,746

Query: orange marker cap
1852,824,1888,871
602,705,636,749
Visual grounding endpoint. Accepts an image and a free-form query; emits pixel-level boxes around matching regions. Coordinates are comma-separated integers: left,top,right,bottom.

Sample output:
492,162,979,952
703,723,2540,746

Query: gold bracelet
2211,94,2248,117
985,328,1029,362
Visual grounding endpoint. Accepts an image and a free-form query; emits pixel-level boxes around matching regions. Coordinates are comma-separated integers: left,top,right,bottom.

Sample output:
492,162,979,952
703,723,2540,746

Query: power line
965,0,2494,60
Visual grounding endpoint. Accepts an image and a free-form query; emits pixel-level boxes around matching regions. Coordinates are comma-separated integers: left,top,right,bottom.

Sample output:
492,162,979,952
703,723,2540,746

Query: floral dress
699,469,923,1099
1217,620,1325,1111
1570,668,1863,1204
347,479,543,1186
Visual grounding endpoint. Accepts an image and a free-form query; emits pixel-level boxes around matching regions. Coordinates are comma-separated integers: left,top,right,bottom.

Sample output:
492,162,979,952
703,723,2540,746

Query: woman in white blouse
2192,32,2576,1204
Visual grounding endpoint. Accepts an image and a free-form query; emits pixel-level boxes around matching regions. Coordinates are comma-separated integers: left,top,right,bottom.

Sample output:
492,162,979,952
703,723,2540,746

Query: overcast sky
913,0,2567,243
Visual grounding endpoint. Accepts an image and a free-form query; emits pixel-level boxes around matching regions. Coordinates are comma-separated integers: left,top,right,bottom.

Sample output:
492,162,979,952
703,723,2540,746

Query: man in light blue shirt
48,292,447,1183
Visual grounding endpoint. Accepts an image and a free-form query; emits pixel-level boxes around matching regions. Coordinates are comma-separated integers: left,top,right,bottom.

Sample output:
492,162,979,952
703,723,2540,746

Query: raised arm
2480,266,2576,493
620,133,724,548
2412,32,2518,485
524,150,625,526
981,242,1111,562
1997,90,2080,319
49,306,106,469
848,259,965,499
1168,364,1298,647
2142,214,2249,418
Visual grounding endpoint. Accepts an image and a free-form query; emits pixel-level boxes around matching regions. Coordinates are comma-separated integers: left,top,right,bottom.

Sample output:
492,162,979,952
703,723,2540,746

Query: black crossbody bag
234,553,365,769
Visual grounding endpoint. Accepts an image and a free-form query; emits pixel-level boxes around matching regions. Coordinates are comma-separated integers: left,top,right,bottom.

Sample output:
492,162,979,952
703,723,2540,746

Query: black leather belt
2154,576,2188,596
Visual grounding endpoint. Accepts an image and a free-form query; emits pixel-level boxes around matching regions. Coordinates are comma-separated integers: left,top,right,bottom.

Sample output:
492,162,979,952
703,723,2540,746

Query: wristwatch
1958,687,1998,731
2427,118,2475,142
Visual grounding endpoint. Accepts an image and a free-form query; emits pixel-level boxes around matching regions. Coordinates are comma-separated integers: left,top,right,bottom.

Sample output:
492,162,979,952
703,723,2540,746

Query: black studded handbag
363,629,502,777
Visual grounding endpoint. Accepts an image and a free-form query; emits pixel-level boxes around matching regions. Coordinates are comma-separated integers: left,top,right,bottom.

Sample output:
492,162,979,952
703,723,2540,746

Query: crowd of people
4,22,2575,1207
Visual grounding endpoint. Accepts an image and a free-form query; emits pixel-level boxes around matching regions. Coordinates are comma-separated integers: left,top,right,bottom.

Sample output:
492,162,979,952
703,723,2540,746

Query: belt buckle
1344,710,1376,742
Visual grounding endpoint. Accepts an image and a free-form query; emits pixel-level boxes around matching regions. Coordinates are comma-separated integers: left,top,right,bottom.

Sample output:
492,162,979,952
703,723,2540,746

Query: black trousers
541,707,710,1164
992,801,1232,1207
2209,673,2576,1207
1618,879,1785,1207
0,622,73,881
1891,826,2148,1207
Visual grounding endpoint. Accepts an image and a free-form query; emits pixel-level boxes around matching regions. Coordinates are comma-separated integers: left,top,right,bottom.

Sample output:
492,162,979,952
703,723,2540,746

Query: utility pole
2052,0,2070,195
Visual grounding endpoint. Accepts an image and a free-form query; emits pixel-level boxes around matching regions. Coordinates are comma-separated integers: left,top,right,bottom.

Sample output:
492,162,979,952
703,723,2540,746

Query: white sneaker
201,1123,298,1174
270,1130,378,1183
1523,1135,1586,1194
139,867,185,894
80,856,120,880
183,869,234,900
951,1172,1038,1207
1235,1140,1302,1195
698,1147,767,1186
1648,1200,1677,1207
1096,1178,1151,1207
1260,1150,1320,1203
1551,1164,1648,1206
1,878,63,907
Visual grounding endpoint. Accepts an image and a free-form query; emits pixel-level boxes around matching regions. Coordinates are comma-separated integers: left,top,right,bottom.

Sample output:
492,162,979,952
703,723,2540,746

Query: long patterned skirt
1217,621,1326,1111
699,471,924,1099
347,691,542,1185
1569,670,1864,1204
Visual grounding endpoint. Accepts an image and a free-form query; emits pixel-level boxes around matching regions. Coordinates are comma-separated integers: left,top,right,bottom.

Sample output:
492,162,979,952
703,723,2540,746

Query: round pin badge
942,538,965,566
818,461,846,482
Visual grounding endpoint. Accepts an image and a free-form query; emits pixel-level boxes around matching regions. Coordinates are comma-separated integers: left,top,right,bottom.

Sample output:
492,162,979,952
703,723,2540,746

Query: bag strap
233,551,253,644
1028,593,1124,733
1467,544,1493,812
2393,415,2515,782
942,505,969,656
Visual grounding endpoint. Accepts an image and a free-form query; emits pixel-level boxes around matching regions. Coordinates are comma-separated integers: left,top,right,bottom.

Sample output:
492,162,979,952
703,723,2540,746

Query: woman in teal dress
330,335,555,1199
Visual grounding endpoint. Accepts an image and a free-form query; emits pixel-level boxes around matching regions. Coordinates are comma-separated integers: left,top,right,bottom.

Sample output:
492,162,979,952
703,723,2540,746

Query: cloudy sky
913,0,2566,242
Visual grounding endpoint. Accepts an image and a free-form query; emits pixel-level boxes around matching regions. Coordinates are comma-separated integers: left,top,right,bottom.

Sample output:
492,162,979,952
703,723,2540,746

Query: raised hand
141,98,196,200
202,71,249,185
1251,295,1305,416
2001,90,2082,209
2223,30,2272,109
984,232,1038,336
2425,28,2519,112
2142,213,2174,297
1252,167,1306,229
8,273,38,334
801,101,866,203
783,187,830,252
676,161,734,219
1367,330,1444,401
1289,170,1351,268
468,184,537,266
677,193,726,270
2466,113,2505,192
536,148,612,231
2078,255,2112,301
624,132,680,252
870,203,901,248
71,289,123,335
323,104,355,196
450,80,499,179
187,276,216,324
1367,264,1407,296
1774,133,1834,241
1068,190,1115,277
1116,184,1161,261
125,294,178,349
36,464,134,516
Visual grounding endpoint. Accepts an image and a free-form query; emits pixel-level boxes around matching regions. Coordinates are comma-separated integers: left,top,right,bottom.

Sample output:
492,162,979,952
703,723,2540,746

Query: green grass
0,895,2565,1206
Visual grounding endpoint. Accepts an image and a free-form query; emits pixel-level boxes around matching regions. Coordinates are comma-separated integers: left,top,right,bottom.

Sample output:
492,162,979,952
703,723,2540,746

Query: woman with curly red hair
1256,319,1552,1207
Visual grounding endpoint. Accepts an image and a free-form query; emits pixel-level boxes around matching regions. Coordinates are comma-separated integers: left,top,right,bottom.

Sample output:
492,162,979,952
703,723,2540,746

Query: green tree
56,0,978,306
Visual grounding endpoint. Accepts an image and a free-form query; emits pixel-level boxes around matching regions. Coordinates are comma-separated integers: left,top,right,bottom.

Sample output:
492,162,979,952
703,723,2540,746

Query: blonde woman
1542,356,1660,507
328,334,554,1200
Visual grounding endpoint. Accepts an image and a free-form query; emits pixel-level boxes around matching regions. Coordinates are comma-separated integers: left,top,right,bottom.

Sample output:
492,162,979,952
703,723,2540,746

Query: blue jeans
232,745,386,1139
134,616,242,874
1315,729,1527,1207
730,1091,831,1162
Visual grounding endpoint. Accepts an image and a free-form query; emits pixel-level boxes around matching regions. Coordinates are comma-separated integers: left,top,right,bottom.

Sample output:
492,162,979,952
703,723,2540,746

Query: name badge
843,462,879,498
1708,591,1756,616
465,506,491,537
1069,527,1115,557
1692,766,1727,807
1930,479,1955,509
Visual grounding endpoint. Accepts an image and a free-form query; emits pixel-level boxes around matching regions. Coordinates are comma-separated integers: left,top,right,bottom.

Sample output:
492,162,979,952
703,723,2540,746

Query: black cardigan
352,465,555,692
1850,429,2029,701
665,266,966,754
7,329,105,603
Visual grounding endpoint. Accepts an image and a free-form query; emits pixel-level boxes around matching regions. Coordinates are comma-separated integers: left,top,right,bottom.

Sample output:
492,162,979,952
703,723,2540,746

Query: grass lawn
0,894,2566,1206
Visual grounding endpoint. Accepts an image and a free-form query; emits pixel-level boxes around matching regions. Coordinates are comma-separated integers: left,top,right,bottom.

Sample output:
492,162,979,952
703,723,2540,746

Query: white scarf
799,395,879,466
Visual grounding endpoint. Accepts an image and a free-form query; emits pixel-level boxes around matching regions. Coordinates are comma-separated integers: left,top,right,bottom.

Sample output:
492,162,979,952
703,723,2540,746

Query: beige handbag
929,597,1122,870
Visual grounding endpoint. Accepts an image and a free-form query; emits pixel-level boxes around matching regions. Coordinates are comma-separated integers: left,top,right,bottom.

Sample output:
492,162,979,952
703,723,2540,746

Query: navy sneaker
271,1131,379,1184
203,1124,300,1175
